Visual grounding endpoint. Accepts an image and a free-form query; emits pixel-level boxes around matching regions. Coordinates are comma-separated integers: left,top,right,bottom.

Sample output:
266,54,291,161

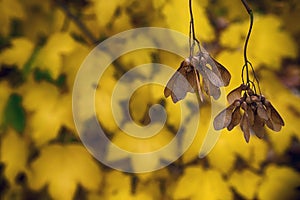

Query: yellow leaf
28,144,102,200
21,1,59,41
103,170,131,199
0,129,29,186
162,0,215,42
136,167,169,182
110,9,133,34
258,69,300,154
33,33,76,78
106,125,177,172
182,105,210,164
247,138,268,169
129,84,164,125
152,0,166,9
92,0,125,29
95,65,119,133
207,132,237,174
248,15,298,70
217,0,247,20
95,89,118,133
172,166,233,200
221,15,298,70
172,167,203,199
0,38,34,69
229,170,262,199
0,0,25,35
20,80,73,145
220,23,248,49
118,43,155,71
63,43,92,90
208,127,268,173
258,165,300,200
104,169,162,199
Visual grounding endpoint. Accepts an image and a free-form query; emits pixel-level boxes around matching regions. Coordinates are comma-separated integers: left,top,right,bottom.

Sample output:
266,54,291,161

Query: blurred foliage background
1,0,300,199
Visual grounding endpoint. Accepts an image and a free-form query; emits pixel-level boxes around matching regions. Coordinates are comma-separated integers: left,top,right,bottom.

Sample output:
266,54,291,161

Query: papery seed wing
257,102,268,121
227,107,242,131
211,58,231,86
240,113,250,143
227,85,243,104
202,76,221,100
164,72,177,98
189,69,204,101
246,106,255,126
252,116,266,139
265,100,284,126
196,51,230,87
164,63,193,103
266,119,282,132
195,52,224,88
213,103,235,130
201,64,224,87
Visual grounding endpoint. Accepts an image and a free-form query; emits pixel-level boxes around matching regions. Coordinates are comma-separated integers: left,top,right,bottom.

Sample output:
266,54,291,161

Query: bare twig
54,0,98,45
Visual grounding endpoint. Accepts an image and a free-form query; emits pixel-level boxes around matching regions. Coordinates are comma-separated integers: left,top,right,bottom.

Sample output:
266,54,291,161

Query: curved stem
189,0,200,56
241,0,253,84
241,0,262,94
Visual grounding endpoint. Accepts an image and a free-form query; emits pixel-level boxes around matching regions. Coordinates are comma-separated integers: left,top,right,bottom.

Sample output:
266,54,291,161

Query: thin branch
241,0,253,84
55,0,98,45
189,0,200,56
241,0,262,94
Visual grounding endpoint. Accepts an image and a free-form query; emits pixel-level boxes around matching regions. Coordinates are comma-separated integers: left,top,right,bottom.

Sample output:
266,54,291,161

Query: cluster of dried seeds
164,50,231,103
213,84,284,142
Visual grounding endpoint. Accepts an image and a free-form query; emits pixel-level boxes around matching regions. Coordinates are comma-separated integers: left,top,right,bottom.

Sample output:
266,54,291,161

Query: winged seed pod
164,51,231,103
213,84,284,143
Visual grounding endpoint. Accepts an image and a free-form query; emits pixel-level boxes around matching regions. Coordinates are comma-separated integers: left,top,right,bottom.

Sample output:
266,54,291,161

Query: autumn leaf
220,15,298,70
0,38,34,70
0,129,29,186
229,170,262,199
181,105,210,164
106,125,177,172
92,0,125,27
0,0,25,36
172,166,233,200
249,15,298,69
162,0,215,42
62,42,92,90
20,80,73,145
258,69,300,154
257,165,300,200
28,144,102,200
32,32,76,79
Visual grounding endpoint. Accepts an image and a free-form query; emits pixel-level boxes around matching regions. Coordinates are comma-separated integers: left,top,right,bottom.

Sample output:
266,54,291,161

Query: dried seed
227,85,244,104
213,103,235,130
227,107,242,131
252,115,266,139
241,113,251,143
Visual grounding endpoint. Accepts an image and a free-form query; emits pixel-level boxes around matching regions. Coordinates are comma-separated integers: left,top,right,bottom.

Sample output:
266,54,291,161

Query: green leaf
3,93,26,134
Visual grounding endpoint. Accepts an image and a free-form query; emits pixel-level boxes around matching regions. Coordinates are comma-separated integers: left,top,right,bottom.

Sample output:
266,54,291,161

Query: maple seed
213,84,284,143
164,52,231,103
164,58,202,103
